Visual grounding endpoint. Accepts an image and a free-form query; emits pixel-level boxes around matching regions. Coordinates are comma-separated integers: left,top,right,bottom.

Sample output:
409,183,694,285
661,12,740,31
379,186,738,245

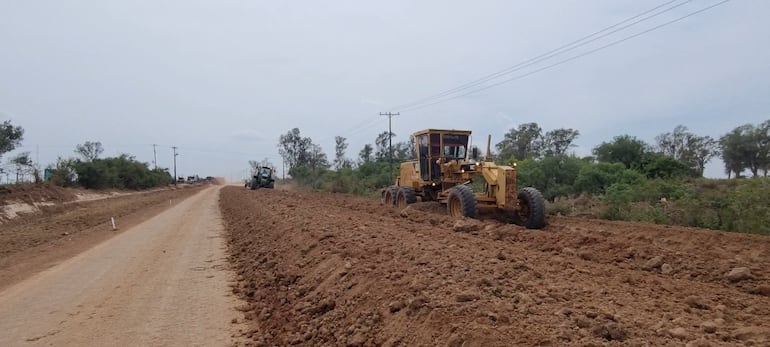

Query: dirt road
0,186,243,346
221,187,770,346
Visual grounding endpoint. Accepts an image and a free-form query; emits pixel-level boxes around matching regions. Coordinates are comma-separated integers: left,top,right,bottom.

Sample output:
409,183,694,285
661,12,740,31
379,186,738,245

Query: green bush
574,162,643,195
723,179,770,234
517,155,585,201
546,200,572,216
601,183,635,220
70,155,170,190
288,160,397,196
46,157,79,187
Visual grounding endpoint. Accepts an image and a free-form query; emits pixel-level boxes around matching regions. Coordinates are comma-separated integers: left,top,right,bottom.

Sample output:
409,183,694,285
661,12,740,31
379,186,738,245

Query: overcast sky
2,0,768,181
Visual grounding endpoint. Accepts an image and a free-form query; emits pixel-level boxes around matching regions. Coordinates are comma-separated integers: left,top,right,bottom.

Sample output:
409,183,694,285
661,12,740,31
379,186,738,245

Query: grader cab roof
412,129,472,136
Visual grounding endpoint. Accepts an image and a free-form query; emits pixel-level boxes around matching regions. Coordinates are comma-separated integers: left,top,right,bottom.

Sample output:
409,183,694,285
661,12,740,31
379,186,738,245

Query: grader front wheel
516,187,546,229
447,185,477,218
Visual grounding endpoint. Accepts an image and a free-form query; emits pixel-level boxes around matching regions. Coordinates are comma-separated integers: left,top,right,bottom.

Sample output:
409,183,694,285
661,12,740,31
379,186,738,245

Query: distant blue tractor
249,166,275,189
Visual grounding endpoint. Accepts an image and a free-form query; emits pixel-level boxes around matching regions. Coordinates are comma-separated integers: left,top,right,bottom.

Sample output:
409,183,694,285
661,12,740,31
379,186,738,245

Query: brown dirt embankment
221,187,770,346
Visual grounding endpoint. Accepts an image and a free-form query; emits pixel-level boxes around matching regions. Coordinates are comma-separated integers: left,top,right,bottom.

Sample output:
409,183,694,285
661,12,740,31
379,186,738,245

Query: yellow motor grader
382,129,546,229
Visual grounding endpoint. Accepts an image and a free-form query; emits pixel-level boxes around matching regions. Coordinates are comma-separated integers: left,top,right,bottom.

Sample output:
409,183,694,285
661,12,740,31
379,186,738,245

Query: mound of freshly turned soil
221,187,770,346
0,183,77,205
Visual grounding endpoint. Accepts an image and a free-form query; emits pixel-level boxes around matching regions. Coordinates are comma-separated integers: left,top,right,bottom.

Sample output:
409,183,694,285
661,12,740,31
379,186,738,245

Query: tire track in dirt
221,187,770,346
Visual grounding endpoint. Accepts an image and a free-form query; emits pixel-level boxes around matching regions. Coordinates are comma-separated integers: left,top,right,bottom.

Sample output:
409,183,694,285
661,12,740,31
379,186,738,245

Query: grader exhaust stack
381,129,546,229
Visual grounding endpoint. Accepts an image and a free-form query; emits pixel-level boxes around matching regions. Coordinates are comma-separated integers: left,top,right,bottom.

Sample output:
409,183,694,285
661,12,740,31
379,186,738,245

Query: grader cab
382,129,546,229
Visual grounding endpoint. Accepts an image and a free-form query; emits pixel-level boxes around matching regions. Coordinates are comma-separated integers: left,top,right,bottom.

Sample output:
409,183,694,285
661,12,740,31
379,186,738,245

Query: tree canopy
592,135,650,169
75,141,104,162
719,121,770,178
0,120,24,160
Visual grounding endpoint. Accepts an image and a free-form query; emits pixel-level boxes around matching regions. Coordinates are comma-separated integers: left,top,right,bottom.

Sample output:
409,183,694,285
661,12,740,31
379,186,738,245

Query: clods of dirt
221,187,770,346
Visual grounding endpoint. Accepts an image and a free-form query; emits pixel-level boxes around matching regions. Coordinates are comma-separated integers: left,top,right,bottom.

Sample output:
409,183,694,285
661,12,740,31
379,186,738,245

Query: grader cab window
418,135,430,181
443,145,466,160
442,134,469,161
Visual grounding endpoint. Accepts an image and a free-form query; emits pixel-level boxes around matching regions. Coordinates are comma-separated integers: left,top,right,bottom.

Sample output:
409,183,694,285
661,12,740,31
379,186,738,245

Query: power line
317,115,383,150
389,0,691,111
398,0,731,113
338,115,381,137
387,0,699,112
174,147,256,157
343,117,387,140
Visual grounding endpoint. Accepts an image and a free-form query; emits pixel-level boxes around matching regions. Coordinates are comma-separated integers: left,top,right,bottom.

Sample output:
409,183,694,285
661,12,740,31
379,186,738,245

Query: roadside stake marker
111,217,117,231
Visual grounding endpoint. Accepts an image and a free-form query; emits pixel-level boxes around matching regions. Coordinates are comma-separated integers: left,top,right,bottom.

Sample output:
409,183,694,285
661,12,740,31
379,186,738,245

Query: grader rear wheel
447,185,477,218
381,186,397,206
396,187,417,209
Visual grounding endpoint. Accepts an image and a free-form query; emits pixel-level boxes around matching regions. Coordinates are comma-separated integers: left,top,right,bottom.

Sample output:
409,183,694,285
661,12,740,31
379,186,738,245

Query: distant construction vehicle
249,166,275,189
382,129,546,229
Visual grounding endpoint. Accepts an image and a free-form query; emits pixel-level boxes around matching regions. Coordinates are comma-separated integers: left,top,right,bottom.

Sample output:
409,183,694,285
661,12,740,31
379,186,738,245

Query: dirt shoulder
0,185,205,290
220,187,770,346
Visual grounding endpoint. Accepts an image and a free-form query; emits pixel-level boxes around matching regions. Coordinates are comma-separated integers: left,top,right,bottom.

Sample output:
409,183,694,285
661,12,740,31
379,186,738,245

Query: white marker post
111,217,117,231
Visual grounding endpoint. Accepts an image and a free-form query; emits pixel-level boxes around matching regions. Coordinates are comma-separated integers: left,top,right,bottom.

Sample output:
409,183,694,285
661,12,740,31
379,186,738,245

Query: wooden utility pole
152,144,158,170
379,112,399,179
172,146,178,186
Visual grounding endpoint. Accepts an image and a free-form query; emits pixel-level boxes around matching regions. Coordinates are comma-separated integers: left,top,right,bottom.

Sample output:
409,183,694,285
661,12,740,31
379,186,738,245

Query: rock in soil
701,320,718,334
668,327,689,340
725,267,753,282
642,255,665,270
684,296,710,310
452,219,481,232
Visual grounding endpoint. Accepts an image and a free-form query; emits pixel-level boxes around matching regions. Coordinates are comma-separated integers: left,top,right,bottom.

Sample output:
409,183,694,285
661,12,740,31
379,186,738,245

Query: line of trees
276,128,415,193
48,141,172,190
494,121,768,179
276,120,769,192
1,120,171,189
